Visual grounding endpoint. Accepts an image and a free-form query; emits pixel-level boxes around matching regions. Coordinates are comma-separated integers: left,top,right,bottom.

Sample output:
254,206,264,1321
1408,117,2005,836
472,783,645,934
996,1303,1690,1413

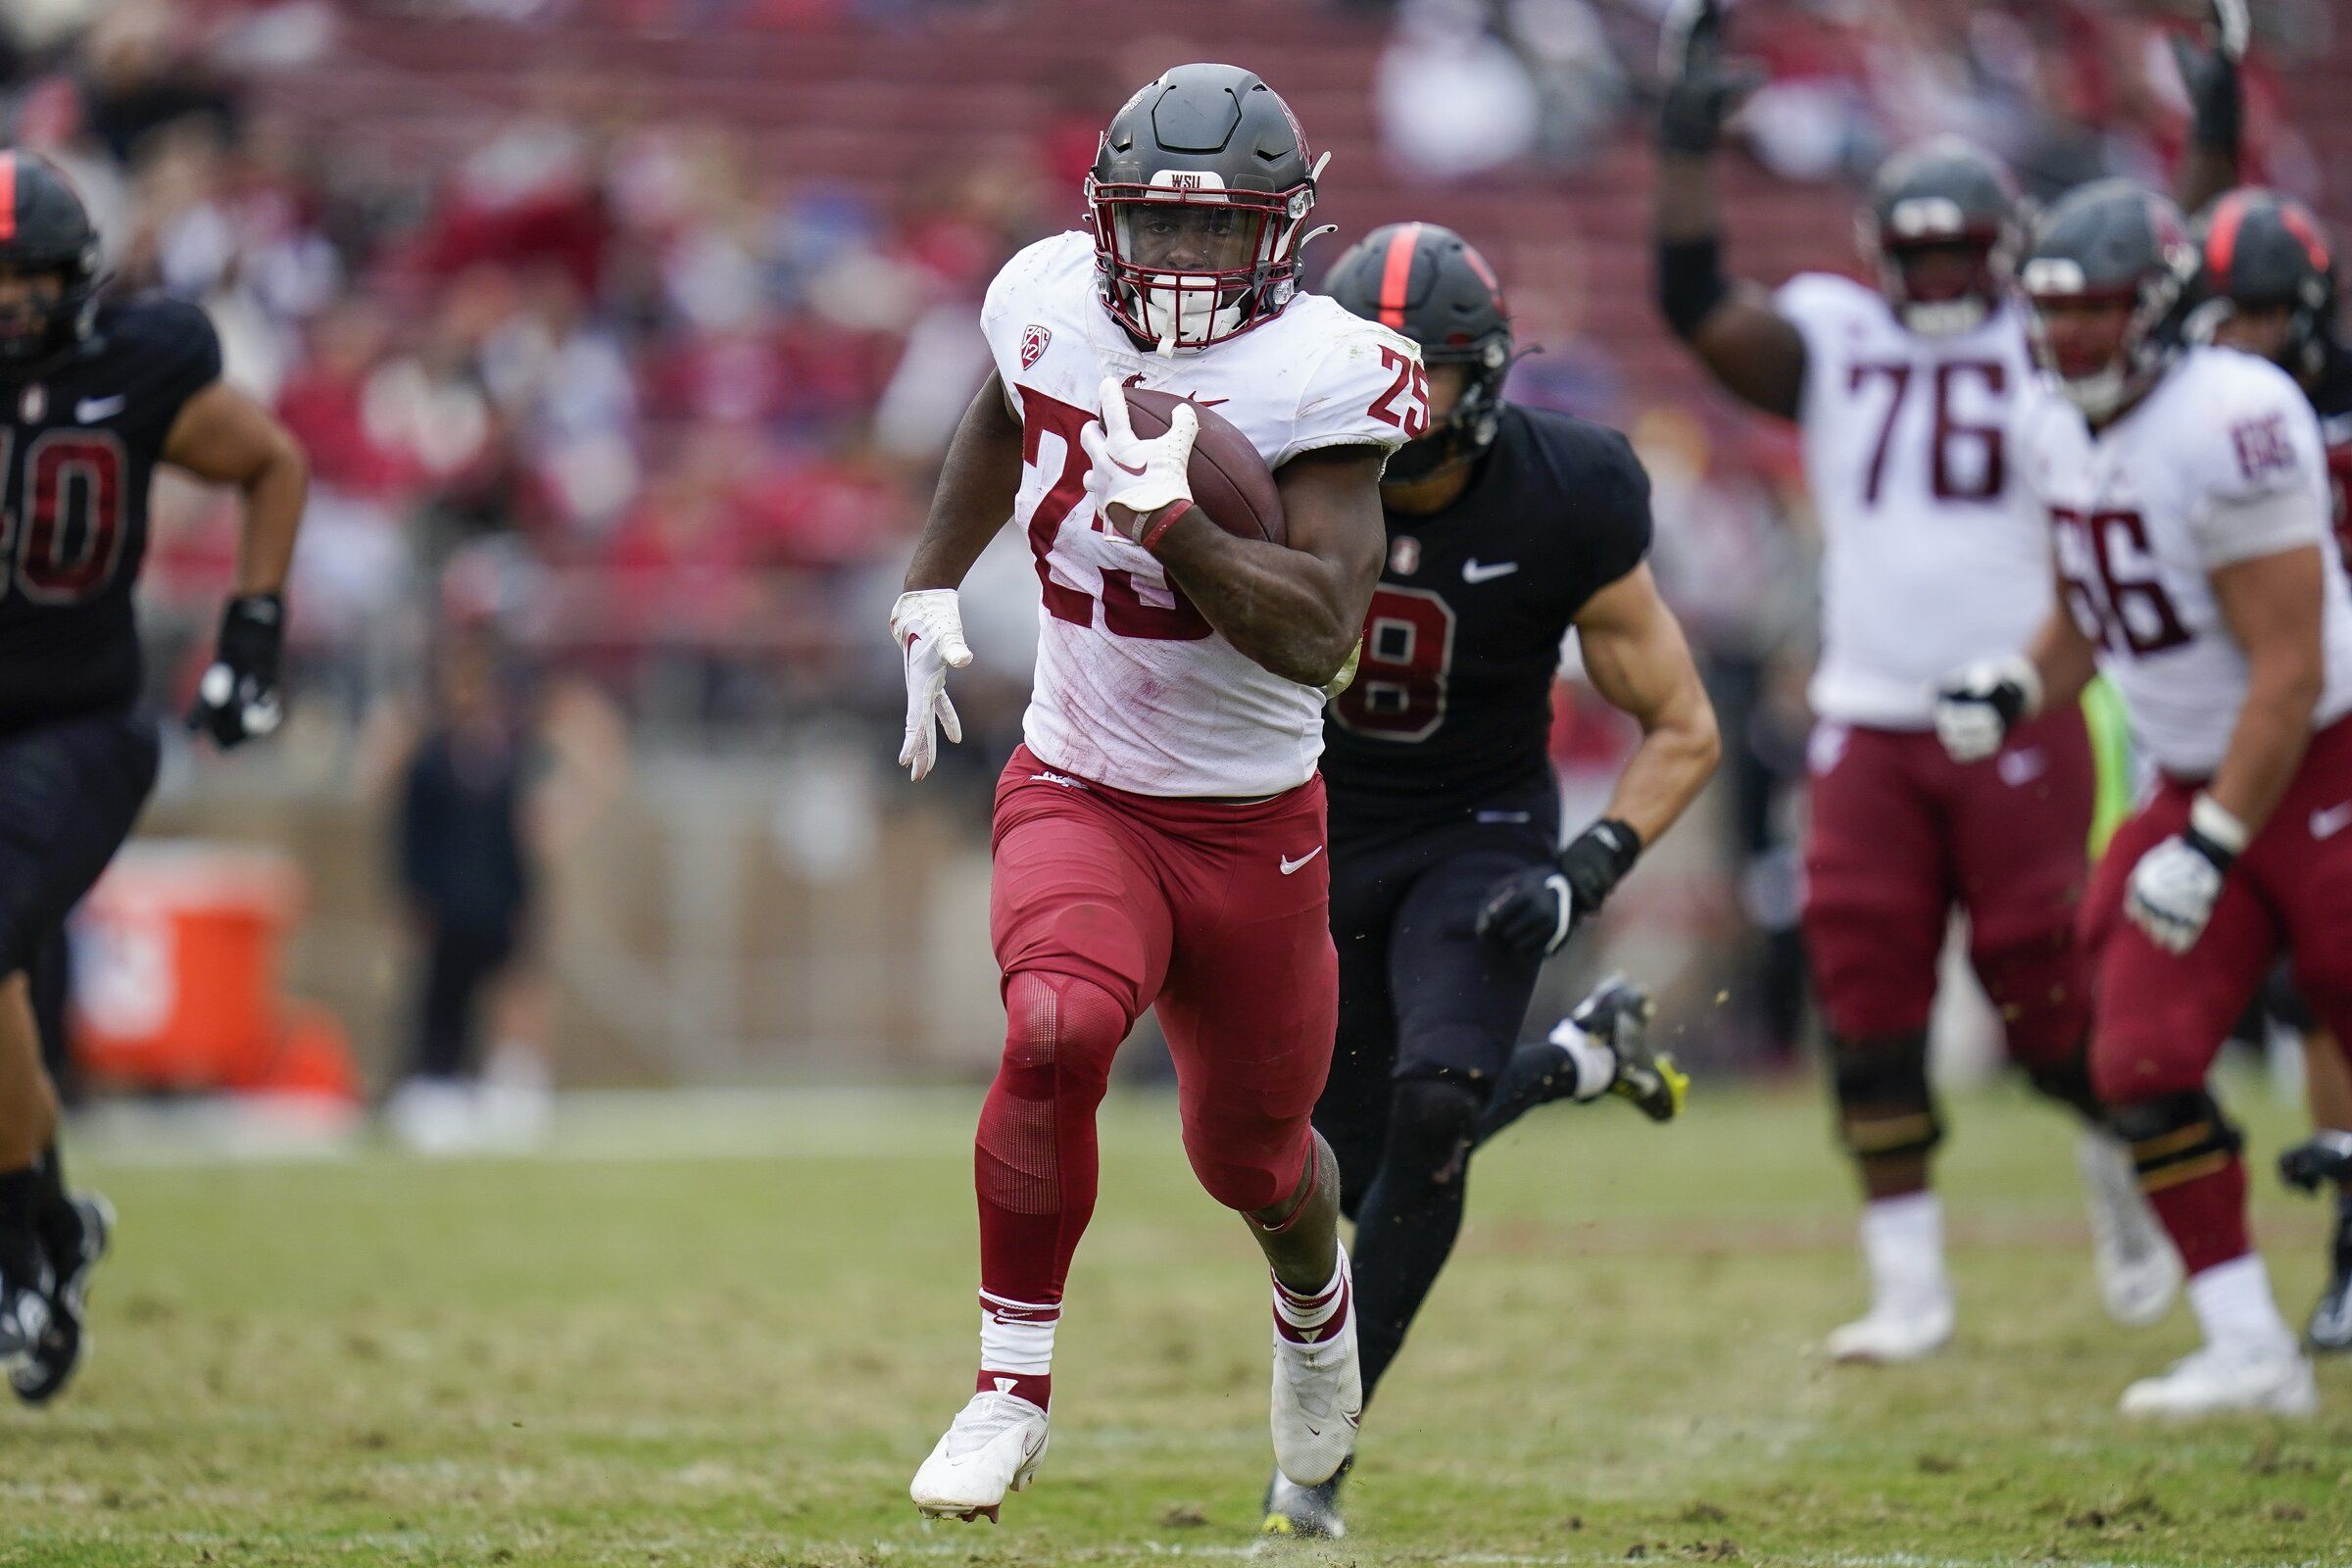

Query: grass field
6,1079,2351,1568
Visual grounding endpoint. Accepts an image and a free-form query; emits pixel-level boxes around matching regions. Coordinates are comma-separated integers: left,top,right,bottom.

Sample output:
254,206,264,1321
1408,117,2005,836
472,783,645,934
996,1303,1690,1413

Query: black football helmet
1322,221,1510,483
1087,64,1325,353
1859,137,2020,336
0,151,99,374
2019,178,2196,421
2187,187,2336,383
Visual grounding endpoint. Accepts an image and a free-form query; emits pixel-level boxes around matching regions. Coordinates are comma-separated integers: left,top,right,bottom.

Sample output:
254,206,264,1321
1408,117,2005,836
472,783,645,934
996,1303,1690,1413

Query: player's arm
891,371,1025,779
2173,0,2249,217
2205,543,2326,834
1143,446,1385,689
164,380,310,749
1572,564,1720,846
1653,0,1804,419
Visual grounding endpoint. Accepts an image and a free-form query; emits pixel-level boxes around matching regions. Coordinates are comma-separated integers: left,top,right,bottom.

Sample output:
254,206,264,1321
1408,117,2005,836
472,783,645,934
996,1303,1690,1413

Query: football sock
0,1164,45,1290
973,972,1123,1309
2143,1152,2249,1277
2185,1252,2295,1357
1858,1191,1949,1311
1272,1247,1349,1341
1470,1025,1613,1147
1349,1079,1477,1400
975,1290,1055,1411
32,1141,75,1262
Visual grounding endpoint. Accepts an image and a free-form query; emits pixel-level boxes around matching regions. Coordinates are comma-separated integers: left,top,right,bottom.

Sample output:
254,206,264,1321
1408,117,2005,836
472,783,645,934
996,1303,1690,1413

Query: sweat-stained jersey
1776,272,2050,729
0,295,221,733
2014,345,2352,778
980,229,1423,798
1319,403,1651,837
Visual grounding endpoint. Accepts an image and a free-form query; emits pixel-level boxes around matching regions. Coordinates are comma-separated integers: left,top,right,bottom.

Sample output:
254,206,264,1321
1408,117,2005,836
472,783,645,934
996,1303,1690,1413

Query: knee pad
2110,1089,2243,1192
2024,1046,2103,1122
1973,934,2094,1071
1385,1077,1481,1189
1184,1101,1310,1215
1829,1031,1942,1161
978,971,1127,1216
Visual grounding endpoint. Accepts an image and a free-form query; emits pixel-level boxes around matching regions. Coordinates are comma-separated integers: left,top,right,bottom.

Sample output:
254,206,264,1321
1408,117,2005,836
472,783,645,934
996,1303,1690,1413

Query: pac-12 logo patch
1020,324,1052,370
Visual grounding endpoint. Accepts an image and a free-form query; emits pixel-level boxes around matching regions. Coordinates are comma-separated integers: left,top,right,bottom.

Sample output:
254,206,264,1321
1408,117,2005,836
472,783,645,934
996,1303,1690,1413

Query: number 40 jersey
1776,271,2049,729
0,295,222,732
980,230,1422,799
2014,344,2352,779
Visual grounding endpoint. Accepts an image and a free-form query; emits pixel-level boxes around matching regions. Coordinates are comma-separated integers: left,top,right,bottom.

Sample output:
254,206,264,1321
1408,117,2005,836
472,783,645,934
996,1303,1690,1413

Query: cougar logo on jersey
1020,325,1052,370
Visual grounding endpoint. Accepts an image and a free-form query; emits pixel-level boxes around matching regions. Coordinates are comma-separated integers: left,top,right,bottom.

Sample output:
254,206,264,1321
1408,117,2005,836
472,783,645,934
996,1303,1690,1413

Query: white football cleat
909,1389,1050,1522
2077,1130,2182,1327
2118,1344,2317,1418
1824,1296,1955,1364
1270,1252,1361,1487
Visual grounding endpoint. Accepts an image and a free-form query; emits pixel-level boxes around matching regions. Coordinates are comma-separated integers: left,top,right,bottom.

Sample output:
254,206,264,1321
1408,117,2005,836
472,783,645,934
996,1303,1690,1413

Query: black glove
1657,0,1763,156
1475,819,1642,962
187,593,286,750
2171,0,2248,156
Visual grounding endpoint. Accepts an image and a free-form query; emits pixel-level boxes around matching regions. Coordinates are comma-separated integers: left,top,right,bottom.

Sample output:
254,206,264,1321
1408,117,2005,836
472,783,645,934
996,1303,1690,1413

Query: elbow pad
1658,236,1731,341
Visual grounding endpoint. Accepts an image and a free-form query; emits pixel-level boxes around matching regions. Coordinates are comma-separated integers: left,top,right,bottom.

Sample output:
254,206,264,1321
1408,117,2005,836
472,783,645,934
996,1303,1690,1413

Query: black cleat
1575,976,1685,1123
13,1194,111,1405
2308,1189,2352,1356
2278,1131,2352,1193
0,1255,51,1377
1259,1454,1348,1541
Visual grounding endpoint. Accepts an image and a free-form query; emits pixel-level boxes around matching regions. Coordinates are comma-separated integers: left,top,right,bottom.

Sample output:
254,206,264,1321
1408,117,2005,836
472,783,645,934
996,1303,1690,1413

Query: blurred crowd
0,0,2337,1073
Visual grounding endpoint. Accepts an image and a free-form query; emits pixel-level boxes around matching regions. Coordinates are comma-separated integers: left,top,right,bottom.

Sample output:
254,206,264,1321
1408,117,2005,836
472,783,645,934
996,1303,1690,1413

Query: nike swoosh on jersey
75,395,125,422
1461,559,1518,583
2313,802,2352,841
1279,847,1323,875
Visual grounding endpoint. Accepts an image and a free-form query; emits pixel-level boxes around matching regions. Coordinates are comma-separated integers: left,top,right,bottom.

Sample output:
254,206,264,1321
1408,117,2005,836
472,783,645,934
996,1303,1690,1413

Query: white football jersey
1777,272,2051,727
979,229,1422,797
2014,345,2352,777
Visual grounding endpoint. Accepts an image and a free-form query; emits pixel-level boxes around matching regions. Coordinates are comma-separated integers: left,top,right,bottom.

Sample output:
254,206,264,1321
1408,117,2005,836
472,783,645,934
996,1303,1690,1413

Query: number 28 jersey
1777,272,2050,729
0,295,222,733
2014,345,2352,779
980,230,1423,798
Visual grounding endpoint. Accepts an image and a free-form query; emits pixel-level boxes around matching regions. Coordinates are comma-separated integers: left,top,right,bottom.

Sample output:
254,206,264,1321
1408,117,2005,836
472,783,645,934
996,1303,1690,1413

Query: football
1123,386,1287,547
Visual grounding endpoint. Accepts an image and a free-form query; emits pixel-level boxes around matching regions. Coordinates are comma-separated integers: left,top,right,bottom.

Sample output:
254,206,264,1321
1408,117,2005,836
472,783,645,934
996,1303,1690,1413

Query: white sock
1273,1246,1350,1342
1545,1018,1618,1102
978,1290,1056,1377
1859,1191,1950,1310
2185,1253,2296,1359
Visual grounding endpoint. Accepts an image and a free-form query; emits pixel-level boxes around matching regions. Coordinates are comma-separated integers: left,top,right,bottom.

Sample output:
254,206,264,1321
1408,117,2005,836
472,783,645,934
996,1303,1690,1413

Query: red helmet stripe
1376,221,1422,329
0,154,17,244
2205,189,2251,290
2280,203,2333,274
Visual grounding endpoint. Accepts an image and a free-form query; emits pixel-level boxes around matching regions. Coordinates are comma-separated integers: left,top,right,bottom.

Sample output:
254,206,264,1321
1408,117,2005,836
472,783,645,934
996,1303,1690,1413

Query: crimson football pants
2082,717,2352,1274
975,745,1338,1313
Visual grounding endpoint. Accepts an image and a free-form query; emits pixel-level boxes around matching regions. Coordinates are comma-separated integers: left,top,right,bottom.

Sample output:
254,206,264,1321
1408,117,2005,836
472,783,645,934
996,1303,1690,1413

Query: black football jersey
0,296,221,732
1321,403,1653,836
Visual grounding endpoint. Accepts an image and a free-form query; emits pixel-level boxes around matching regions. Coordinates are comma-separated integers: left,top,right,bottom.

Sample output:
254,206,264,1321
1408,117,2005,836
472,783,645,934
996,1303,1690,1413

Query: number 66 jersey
2013,344,2352,778
980,229,1422,798
1776,272,2049,727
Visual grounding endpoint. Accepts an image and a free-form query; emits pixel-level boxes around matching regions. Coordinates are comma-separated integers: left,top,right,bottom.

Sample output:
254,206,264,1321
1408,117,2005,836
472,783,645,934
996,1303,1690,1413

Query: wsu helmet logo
1020,324,1052,369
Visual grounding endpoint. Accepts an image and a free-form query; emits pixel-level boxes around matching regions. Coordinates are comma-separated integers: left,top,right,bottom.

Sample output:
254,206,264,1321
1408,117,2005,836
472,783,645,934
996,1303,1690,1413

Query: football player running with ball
893,67,1426,1522
1652,0,2175,1365
1937,179,2352,1417
1252,222,1718,1540
0,153,307,1403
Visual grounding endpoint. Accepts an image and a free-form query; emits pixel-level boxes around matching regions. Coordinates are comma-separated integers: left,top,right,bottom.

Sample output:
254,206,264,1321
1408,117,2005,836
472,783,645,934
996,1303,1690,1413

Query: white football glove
888,589,971,782
2124,794,2247,955
1933,654,2042,763
1079,374,1196,540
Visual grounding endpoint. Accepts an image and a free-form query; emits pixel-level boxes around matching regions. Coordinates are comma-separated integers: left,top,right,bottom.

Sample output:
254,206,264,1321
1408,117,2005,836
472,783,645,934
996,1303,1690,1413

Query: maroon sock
2145,1152,2251,1276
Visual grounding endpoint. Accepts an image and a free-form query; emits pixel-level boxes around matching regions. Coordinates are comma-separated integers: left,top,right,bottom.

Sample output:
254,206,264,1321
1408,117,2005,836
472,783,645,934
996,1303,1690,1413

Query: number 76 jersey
980,230,1422,798
1776,272,2050,729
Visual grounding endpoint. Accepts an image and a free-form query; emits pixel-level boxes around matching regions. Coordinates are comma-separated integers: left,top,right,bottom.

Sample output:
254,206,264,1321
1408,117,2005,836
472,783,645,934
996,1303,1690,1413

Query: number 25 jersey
1777,272,2049,729
980,230,1421,798
0,295,222,733
2014,345,2352,778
